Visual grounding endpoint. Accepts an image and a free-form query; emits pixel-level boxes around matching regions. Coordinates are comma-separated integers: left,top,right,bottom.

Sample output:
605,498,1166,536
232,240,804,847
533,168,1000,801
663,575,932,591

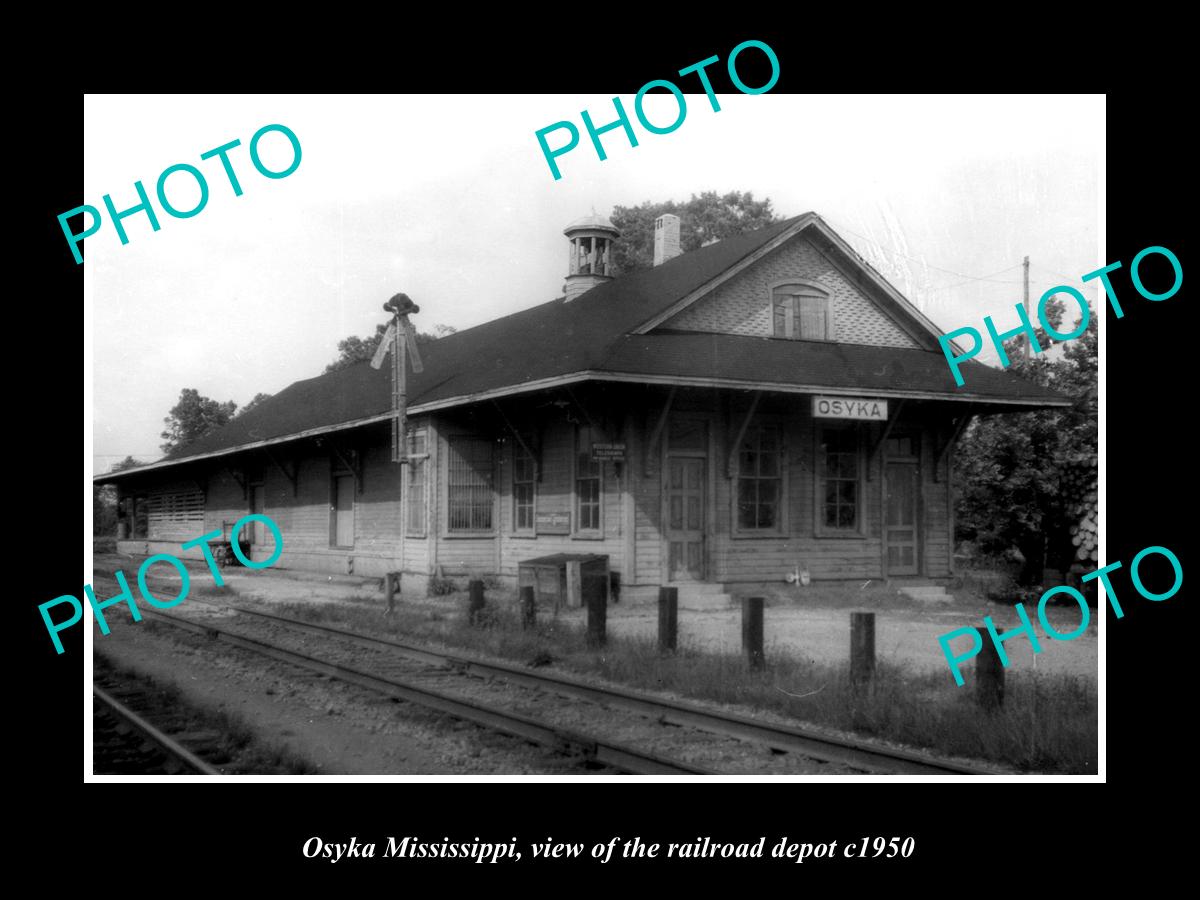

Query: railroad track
155,598,991,775
93,684,220,775
142,607,711,775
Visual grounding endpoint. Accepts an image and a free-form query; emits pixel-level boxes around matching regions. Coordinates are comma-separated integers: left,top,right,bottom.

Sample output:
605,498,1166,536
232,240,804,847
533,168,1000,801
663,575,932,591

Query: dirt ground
106,553,1098,681
576,601,1098,679
94,593,608,775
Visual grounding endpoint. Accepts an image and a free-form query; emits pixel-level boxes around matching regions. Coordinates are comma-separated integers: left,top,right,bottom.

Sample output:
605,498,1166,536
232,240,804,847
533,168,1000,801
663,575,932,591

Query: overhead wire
823,216,1090,298
822,215,1028,284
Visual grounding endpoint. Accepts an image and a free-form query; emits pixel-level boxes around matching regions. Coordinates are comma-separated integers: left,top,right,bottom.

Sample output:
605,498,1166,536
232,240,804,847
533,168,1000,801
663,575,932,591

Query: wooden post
658,586,678,653
385,572,398,614
975,627,1005,709
742,597,765,671
520,585,536,631
566,560,583,609
468,579,485,625
850,612,876,688
586,589,607,649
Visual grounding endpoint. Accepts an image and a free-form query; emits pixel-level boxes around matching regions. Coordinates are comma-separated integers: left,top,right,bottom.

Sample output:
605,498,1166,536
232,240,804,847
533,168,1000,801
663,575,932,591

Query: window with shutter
771,283,832,340
406,430,428,536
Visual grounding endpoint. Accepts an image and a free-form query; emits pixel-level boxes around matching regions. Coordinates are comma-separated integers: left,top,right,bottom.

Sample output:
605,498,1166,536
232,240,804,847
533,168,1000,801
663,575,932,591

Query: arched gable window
771,282,833,340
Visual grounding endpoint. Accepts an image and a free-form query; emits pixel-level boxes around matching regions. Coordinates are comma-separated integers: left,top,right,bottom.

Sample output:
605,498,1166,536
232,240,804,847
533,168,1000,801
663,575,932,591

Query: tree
161,388,238,454
953,299,1098,585
324,323,458,374
94,456,142,537
609,190,782,273
238,392,273,417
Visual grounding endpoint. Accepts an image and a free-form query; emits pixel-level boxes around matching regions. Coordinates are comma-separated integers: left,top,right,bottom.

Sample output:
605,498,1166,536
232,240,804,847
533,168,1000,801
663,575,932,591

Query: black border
33,27,1187,878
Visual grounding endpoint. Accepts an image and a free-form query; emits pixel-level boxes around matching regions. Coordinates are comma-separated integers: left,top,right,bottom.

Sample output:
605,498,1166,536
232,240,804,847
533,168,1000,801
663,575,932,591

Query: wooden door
666,457,705,581
333,474,355,547
884,462,918,575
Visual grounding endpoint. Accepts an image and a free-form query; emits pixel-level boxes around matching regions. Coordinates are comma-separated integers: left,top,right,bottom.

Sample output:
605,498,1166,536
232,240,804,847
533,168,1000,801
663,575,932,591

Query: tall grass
265,592,1097,774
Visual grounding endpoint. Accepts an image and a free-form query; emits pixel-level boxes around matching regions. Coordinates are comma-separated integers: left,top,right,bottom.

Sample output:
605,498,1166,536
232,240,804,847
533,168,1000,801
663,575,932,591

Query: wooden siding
494,418,627,580
132,391,957,589
663,236,921,349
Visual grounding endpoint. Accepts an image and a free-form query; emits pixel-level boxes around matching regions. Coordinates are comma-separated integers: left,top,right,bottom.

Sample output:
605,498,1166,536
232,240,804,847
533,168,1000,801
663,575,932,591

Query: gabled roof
96,214,1070,482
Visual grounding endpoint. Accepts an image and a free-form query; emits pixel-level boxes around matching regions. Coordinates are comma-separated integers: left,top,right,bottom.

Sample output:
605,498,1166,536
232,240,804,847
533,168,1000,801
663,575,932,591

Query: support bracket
329,441,364,495
263,447,298,496
644,386,677,477
934,413,973,482
726,391,762,479
492,400,541,482
225,466,248,500
867,399,907,481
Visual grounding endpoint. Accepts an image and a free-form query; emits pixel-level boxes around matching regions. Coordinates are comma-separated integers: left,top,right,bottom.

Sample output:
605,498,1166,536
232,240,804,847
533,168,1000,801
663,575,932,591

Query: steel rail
143,608,711,776
190,599,993,775
93,685,222,776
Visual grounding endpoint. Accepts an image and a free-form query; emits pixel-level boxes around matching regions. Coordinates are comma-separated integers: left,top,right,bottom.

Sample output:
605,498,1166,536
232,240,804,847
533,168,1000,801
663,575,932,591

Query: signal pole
1022,255,1031,361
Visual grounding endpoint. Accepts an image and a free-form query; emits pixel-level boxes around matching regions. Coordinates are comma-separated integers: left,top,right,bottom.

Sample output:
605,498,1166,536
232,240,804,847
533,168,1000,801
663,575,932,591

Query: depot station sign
812,396,888,421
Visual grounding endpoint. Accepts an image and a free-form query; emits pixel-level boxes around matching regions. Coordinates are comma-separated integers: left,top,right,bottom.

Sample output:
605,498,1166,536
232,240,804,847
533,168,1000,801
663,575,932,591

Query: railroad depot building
95,212,1068,604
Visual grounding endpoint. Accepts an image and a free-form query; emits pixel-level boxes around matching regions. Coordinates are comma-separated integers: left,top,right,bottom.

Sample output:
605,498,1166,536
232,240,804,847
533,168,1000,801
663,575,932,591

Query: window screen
447,437,494,532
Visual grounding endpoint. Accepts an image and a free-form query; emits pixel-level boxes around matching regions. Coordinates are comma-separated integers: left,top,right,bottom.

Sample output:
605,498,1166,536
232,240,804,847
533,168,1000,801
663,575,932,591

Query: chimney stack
654,214,681,266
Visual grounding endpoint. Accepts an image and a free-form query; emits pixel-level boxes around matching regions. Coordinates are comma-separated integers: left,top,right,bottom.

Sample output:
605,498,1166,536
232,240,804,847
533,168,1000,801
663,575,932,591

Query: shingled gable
635,213,948,348
96,213,1069,481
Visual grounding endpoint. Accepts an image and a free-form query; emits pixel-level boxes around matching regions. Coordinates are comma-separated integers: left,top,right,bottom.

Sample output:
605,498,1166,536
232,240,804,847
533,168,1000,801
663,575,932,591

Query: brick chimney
654,214,682,266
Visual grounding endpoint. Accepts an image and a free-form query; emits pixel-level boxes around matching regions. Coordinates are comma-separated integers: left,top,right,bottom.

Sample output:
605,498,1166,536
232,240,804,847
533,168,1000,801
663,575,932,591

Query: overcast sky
85,94,1103,472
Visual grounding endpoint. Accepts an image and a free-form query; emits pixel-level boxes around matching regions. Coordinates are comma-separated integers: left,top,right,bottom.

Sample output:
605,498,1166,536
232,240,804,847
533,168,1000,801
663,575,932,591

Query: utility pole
370,293,423,463
1022,255,1031,361
369,294,424,615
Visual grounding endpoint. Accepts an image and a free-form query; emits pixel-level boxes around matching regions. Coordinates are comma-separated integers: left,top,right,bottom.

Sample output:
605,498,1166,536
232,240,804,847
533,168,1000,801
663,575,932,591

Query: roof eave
94,370,1067,483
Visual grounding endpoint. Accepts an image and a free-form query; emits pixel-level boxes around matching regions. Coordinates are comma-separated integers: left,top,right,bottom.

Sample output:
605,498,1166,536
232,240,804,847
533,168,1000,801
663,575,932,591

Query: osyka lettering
303,836,376,863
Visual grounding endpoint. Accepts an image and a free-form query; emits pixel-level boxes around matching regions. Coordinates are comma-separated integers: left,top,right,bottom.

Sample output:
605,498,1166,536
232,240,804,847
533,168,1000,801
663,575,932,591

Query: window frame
573,424,604,538
444,435,496,537
814,425,866,539
405,429,429,538
769,280,834,341
732,421,787,538
511,438,537,536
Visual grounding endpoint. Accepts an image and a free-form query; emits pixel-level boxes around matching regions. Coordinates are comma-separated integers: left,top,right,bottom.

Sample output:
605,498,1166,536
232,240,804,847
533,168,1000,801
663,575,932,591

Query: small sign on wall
536,511,571,534
812,396,888,421
591,443,626,461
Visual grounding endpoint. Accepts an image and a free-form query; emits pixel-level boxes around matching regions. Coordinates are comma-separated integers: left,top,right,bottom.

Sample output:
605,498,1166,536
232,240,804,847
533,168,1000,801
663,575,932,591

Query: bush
984,574,1020,605
428,576,457,597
